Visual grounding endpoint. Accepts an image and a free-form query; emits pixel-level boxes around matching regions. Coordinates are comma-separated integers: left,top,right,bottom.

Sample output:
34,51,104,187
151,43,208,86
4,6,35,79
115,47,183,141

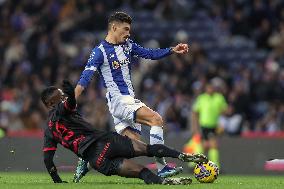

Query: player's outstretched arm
131,40,189,60
131,41,172,60
44,150,67,183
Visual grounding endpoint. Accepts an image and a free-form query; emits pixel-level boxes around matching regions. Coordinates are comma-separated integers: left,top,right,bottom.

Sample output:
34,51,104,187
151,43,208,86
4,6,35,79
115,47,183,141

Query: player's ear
112,23,117,32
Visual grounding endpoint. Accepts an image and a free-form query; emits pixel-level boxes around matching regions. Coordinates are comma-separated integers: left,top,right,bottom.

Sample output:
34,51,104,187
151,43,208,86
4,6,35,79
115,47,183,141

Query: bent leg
135,107,168,171
135,106,163,126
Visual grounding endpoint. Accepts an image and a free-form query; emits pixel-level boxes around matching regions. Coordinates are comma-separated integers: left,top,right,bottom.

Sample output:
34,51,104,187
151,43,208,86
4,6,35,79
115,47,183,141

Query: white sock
150,126,167,171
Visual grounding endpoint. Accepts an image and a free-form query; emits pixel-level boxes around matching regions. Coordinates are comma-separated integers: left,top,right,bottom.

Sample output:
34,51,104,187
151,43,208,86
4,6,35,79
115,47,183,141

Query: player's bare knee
149,113,163,126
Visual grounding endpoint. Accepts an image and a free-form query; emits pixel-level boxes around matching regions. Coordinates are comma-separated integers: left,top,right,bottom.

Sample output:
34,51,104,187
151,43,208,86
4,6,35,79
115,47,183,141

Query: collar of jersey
103,39,127,46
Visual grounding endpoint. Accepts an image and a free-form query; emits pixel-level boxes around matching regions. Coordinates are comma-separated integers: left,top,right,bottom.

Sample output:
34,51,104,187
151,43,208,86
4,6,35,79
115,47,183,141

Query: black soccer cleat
178,153,208,164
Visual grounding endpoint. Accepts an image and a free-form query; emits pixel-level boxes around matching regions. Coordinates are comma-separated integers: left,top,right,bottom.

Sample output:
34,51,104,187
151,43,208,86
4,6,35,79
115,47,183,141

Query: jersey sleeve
77,47,104,88
130,40,172,60
43,128,57,152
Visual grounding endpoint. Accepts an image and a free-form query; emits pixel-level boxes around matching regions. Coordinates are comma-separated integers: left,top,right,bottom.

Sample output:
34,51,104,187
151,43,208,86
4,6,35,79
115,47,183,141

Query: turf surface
0,172,284,189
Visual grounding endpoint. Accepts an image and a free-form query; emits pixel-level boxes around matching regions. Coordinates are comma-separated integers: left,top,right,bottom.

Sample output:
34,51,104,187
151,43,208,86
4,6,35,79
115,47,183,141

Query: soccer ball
193,160,219,183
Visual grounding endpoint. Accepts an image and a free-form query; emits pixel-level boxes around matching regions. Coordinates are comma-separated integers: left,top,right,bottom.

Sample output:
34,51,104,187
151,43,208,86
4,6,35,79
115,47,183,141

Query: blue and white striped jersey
77,39,172,97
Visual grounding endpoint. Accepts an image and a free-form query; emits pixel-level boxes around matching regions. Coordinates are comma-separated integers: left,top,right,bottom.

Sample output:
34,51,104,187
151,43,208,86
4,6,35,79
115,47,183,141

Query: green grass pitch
0,172,284,189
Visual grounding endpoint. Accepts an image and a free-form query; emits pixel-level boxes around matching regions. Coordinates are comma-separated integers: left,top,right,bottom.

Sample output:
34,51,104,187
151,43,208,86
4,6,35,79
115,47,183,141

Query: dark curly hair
108,12,132,29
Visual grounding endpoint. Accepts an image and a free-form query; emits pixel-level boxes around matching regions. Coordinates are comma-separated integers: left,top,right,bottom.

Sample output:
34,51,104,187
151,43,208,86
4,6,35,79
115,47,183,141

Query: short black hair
41,86,58,106
108,12,132,26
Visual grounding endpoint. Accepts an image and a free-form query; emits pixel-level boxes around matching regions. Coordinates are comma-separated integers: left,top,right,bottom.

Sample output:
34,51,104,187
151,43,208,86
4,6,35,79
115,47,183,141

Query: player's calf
146,144,182,158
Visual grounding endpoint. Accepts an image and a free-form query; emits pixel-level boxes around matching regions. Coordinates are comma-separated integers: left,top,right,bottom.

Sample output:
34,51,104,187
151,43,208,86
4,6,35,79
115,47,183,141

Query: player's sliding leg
117,159,192,185
73,136,207,183
87,157,192,185
135,106,183,177
131,138,208,164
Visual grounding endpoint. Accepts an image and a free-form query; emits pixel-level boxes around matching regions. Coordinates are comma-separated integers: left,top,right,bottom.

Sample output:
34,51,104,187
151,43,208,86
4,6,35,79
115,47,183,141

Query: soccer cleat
73,158,89,183
178,153,208,164
157,165,183,178
162,177,192,185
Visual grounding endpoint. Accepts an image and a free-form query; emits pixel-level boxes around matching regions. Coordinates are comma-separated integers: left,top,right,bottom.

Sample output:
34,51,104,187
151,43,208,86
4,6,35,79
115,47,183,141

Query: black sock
146,144,180,158
138,168,163,184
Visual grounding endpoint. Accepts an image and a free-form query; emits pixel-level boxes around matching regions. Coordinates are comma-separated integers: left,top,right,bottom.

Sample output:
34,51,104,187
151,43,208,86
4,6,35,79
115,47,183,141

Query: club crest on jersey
112,61,120,69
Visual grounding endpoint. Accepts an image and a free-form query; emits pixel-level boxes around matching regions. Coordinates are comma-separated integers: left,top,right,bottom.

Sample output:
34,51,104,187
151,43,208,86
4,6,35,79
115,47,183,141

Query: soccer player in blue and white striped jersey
73,12,189,182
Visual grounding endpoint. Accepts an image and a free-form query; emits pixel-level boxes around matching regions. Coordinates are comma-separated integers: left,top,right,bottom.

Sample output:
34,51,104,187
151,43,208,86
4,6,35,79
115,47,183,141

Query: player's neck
105,34,119,44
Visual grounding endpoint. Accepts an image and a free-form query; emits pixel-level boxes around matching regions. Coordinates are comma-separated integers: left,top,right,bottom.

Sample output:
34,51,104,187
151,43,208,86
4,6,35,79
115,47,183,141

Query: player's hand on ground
62,80,75,97
172,43,189,54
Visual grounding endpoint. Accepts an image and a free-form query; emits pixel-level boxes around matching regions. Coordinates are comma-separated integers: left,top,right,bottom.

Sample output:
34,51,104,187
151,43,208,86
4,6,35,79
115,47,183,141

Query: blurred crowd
1,0,284,136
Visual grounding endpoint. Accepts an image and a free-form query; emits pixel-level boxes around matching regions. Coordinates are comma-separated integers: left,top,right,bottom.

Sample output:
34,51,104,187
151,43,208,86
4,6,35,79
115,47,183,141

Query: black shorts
201,127,217,140
83,132,135,176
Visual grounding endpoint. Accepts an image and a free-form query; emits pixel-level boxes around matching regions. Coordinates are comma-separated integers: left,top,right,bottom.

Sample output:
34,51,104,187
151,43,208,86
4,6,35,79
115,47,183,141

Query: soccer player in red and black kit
41,80,207,185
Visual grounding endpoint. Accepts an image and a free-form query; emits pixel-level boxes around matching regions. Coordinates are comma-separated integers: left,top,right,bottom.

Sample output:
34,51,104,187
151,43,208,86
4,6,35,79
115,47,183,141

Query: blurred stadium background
1,0,284,175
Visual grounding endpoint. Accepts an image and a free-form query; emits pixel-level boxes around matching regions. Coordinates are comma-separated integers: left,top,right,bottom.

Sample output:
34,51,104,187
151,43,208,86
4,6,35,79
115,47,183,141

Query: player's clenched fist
171,43,189,54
